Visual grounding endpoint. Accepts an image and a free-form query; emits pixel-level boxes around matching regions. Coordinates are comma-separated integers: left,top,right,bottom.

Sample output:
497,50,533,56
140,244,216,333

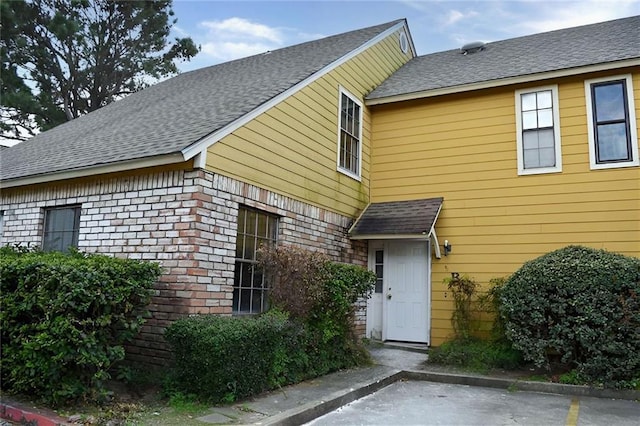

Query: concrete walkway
197,343,639,425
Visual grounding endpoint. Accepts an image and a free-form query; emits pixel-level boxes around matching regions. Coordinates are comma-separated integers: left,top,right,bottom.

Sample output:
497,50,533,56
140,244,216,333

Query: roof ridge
180,19,406,76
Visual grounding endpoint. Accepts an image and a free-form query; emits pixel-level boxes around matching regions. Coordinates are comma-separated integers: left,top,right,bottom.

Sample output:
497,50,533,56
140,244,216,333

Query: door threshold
371,340,429,354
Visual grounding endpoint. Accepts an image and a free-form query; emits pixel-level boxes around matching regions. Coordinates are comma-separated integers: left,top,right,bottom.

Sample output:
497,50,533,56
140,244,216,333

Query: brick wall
1,168,368,365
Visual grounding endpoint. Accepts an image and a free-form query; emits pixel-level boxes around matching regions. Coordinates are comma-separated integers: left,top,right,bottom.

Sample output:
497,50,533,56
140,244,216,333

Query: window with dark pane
338,91,361,175
374,250,383,293
520,90,556,169
233,206,278,314
591,80,632,163
42,206,81,252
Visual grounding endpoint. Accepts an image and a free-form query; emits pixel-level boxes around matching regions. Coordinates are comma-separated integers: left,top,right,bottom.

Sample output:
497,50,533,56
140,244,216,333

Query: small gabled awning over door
348,197,444,258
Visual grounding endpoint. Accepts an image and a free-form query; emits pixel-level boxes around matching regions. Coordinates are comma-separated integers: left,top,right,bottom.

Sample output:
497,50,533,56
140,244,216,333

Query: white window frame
584,74,639,170
515,85,563,175
337,86,363,181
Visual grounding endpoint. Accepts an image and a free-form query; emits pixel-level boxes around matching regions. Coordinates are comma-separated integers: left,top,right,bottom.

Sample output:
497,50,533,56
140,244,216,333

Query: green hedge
0,247,161,405
165,247,375,403
164,311,305,402
499,245,640,388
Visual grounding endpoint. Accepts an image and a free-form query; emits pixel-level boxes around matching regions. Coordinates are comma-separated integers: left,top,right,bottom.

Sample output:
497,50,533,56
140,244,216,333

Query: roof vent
460,41,486,55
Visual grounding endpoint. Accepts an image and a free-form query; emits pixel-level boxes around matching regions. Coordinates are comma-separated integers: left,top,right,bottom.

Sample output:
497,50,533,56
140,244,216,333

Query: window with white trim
233,206,278,315
42,206,81,252
585,75,638,169
515,85,562,175
338,88,362,178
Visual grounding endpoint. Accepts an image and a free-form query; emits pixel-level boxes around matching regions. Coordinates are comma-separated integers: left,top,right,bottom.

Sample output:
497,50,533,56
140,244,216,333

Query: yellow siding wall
370,68,640,344
205,30,412,217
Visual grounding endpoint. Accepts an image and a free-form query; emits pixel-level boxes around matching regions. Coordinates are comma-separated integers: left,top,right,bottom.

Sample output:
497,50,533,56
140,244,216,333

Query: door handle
387,293,392,299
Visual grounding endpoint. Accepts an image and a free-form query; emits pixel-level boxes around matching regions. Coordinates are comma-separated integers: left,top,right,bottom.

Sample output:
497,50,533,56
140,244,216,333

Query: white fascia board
402,21,417,58
349,234,430,240
427,202,443,239
428,202,443,259
181,21,409,161
431,231,442,259
347,202,371,235
0,153,185,189
365,58,640,106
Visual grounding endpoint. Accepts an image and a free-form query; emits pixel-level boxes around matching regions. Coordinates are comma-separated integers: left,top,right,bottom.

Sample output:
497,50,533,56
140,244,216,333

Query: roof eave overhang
365,58,640,106
0,153,186,189
181,20,411,162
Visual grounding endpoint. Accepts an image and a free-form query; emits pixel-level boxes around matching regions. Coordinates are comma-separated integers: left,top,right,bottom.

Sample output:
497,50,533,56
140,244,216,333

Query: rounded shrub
499,245,640,387
0,247,161,405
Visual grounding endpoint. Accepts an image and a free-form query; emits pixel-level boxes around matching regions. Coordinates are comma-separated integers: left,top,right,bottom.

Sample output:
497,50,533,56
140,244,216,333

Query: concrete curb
0,401,71,426
260,370,639,425
259,371,404,426
403,370,640,401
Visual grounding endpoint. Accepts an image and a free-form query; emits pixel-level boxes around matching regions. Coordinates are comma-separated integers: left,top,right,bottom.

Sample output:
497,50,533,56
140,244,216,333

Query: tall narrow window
374,249,383,294
42,206,81,252
585,75,638,169
515,85,562,175
233,206,278,314
338,88,362,178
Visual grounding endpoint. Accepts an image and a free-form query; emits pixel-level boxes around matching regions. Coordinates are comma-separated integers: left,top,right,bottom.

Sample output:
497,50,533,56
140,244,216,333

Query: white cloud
195,17,285,62
201,41,276,62
444,9,479,26
201,17,283,43
446,10,465,25
172,24,189,38
517,0,639,33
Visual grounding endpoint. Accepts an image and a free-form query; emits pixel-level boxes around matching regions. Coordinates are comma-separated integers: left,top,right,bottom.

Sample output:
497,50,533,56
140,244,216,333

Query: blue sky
170,0,640,71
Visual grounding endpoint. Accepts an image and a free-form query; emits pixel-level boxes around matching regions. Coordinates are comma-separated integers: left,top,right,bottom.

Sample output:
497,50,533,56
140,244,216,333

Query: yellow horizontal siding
206,29,411,217
370,70,640,346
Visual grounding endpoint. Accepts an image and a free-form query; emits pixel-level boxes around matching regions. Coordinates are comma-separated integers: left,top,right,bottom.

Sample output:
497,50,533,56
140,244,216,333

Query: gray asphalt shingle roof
349,198,443,237
0,20,404,182
367,15,640,101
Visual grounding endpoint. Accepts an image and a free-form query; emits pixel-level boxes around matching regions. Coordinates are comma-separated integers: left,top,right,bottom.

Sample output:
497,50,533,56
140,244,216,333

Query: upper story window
515,85,562,175
42,206,81,252
585,75,638,170
233,206,278,315
337,87,363,179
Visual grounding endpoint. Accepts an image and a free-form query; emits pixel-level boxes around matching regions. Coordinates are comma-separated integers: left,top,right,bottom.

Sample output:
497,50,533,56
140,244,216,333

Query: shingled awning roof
349,197,444,256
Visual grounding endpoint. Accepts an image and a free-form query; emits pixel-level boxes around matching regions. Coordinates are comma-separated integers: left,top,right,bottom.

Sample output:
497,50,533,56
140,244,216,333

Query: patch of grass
525,374,550,382
428,338,524,373
168,392,210,414
558,370,582,385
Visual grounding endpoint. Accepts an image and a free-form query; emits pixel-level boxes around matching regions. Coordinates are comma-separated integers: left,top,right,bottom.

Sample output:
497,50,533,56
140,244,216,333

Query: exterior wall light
443,240,452,256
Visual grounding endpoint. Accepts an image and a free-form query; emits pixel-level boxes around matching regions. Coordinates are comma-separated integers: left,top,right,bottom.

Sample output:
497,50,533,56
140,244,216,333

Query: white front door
383,241,430,343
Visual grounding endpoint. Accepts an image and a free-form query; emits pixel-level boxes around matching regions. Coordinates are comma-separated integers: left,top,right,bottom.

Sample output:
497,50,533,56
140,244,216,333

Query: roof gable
367,15,640,103
1,19,407,185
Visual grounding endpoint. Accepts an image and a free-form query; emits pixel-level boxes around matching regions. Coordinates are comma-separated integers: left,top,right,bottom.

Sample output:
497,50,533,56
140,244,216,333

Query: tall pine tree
0,0,199,141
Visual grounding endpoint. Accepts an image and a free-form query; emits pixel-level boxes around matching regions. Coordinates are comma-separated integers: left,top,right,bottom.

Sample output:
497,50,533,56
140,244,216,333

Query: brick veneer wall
0,168,367,365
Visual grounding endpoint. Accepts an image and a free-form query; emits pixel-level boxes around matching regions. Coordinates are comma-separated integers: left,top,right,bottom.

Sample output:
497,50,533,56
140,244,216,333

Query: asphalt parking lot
307,380,640,425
